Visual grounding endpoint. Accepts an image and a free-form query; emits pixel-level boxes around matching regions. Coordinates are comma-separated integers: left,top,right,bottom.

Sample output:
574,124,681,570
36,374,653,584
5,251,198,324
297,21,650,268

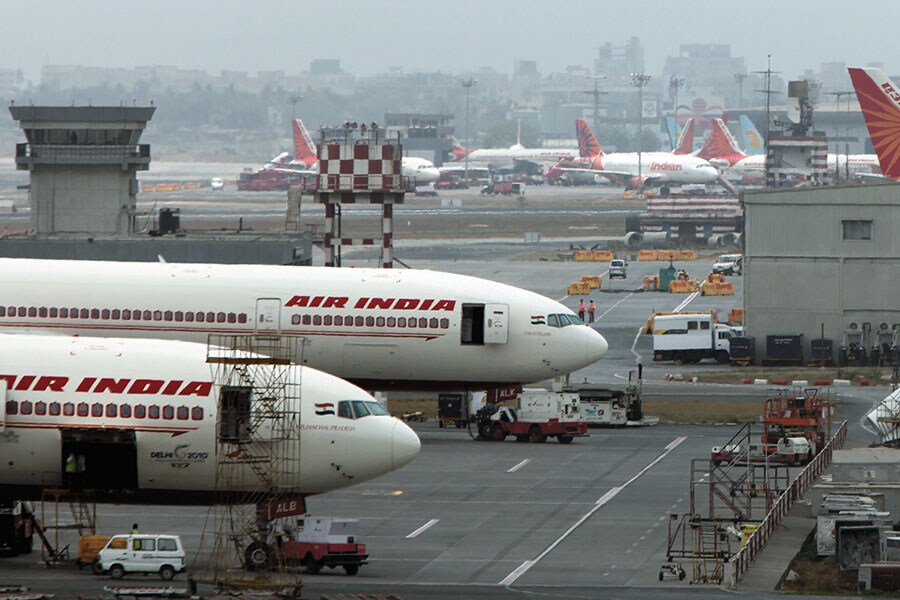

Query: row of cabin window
5,400,204,420
0,306,248,324
291,314,451,329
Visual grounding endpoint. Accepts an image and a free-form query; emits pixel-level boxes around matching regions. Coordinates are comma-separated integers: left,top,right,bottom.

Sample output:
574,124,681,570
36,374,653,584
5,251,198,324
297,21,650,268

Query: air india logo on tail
575,119,602,158
315,403,336,416
849,67,900,178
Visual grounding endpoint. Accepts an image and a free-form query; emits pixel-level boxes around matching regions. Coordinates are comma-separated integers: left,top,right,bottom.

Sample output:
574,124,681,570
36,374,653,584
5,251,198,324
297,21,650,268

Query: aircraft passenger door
0,380,6,431
255,298,281,334
484,304,509,345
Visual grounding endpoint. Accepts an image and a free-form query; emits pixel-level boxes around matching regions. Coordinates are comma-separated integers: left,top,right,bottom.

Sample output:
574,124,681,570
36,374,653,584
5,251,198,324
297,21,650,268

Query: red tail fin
696,118,746,164
672,118,695,155
292,119,318,168
576,119,603,158
848,67,900,178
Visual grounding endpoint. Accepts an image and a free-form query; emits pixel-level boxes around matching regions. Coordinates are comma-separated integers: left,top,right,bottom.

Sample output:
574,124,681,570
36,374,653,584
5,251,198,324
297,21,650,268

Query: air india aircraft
0,334,420,505
0,259,609,391
848,67,900,180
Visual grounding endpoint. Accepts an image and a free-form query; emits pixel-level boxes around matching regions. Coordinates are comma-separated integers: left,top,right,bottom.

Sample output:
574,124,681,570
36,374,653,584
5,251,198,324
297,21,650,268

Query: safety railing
724,420,848,588
318,173,407,192
15,143,150,164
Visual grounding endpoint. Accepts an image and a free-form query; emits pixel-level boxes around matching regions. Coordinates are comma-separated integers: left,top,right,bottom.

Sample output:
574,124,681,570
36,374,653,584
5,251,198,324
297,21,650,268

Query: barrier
724,421,848,589
675,250,697,261
567,282,591,295
657,249,676,261
701,281,735,296
728,308,744,325
638,250,658,261
573,250,593,262
668,280,697,293
592,250,614,262
580,275,602,289
642,275,659,292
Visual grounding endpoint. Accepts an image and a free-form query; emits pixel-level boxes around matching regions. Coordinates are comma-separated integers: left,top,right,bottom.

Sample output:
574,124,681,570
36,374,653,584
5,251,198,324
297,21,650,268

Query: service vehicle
480,181,525,196
712,254,742,276
652,312,741,364
95,534,186,580
209,177,225,191
245,516,368,575
475,392,587,443
608,259,627,279
415,183,437,197
0,501,34,556
711,437,812,467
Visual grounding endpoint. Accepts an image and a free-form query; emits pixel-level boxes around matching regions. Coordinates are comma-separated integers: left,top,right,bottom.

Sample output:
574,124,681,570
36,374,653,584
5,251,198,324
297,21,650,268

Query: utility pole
584,75,607,131
461,78,477,188
668,75,685,121
827,90,854,182
733,72,748,108
753,55,779,187
631,72,652,198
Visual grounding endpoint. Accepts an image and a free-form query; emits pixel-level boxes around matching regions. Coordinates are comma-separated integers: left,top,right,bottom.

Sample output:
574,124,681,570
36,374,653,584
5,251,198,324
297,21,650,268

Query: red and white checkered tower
316,126,405,268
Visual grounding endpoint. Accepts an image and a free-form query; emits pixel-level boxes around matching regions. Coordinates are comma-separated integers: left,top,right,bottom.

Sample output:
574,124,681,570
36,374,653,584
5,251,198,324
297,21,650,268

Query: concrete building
743,184,900,363
10,105,154,235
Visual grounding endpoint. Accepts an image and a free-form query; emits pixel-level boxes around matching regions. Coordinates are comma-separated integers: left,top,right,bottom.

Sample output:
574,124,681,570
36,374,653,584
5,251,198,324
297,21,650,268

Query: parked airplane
449,122,576,168
848,67,900,180
0,259,608,391
274,119,440,184
699,117,880,183
547,119,719,190
739,116,765,155
0,334,420,504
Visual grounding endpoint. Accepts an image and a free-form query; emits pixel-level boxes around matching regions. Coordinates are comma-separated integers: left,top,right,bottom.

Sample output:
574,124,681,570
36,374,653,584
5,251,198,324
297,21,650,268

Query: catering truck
475,392,587,443
652,312,741,364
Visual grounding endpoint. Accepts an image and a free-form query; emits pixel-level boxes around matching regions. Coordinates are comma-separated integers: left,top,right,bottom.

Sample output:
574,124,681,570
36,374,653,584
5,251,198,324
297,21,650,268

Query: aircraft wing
856,172,900,183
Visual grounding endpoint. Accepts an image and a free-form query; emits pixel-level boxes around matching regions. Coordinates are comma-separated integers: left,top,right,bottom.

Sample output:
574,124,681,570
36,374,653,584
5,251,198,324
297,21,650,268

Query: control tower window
461,304,485,345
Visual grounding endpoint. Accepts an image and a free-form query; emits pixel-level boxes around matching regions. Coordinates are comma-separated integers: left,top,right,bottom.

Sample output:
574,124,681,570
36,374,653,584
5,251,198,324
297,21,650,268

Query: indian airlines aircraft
848,67,900,180
547,119,719,188
0,259,608,391
273,119,441,184
0,334,420,505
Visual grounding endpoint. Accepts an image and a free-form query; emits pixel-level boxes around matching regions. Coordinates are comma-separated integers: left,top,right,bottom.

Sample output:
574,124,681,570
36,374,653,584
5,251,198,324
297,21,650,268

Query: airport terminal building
743,183,900,364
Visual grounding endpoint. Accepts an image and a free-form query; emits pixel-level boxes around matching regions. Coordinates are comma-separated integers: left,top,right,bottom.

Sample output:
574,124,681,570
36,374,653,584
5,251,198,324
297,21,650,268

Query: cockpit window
547,313,582,327
547,314,560,328
337,400,389,419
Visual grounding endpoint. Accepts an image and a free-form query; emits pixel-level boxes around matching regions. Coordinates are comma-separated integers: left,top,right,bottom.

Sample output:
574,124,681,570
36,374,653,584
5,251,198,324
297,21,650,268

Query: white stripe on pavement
406,519,439,539
499,436,687,587
507,459,531,473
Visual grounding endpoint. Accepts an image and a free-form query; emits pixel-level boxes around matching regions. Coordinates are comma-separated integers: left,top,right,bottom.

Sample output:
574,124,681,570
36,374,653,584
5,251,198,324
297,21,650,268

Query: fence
724,420,848,588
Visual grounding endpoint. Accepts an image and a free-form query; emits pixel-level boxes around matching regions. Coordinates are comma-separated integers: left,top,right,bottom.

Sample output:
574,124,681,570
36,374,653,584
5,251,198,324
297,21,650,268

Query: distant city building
662,44,746,110
594,37,645,83
309,59,343,76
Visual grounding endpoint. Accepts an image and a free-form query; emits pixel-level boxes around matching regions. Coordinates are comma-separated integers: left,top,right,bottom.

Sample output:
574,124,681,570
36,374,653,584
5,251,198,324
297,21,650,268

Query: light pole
669,75,684,122
461,78,477,188
288,94,303,121
631,72,651,197
584,75,607,131
733,72,747,108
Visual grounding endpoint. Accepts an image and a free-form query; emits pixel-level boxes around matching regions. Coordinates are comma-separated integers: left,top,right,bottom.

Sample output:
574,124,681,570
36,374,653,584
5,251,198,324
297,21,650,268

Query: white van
96,534,186,580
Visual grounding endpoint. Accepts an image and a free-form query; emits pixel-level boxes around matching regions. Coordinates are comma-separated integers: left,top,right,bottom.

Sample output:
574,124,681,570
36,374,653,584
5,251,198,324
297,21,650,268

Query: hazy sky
2,1,896,81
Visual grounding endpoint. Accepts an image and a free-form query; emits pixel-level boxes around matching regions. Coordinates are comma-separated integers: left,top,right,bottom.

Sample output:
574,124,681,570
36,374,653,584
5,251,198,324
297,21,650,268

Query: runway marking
499,435,688,587
557,295,569,302
631,325,643,360
673,291,700,312
406,519,439,539
597,292,635,320
507,459,531,473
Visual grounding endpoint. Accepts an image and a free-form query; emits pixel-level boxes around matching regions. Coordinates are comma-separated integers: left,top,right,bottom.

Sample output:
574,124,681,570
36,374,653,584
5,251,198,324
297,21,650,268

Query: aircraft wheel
244,541,274,572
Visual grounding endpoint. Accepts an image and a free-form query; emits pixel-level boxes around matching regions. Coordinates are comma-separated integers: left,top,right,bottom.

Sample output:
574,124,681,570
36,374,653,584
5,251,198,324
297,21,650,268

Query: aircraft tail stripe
292,119,318,167
673,118,695,155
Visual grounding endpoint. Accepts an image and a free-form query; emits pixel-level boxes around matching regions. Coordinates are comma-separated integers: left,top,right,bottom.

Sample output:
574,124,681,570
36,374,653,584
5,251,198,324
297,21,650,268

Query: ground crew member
65,453,77,489
588,299,596,323
131,523,140,535
577,299,585,321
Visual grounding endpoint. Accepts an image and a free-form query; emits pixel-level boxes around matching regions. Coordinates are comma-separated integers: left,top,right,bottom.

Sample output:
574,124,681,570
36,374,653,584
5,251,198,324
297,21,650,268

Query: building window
842,220,872,240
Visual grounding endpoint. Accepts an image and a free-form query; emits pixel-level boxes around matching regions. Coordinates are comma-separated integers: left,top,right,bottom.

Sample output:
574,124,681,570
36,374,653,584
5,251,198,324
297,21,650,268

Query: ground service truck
652,312,741,364
476,392,587,443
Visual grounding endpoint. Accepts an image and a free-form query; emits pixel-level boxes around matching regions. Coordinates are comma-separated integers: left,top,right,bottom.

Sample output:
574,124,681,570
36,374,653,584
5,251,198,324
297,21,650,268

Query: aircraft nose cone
587,328,609,364
392,420,421,469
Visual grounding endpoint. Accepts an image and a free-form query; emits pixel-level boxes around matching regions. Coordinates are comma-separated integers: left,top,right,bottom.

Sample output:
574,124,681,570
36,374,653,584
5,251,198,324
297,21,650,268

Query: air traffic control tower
9,105,154,235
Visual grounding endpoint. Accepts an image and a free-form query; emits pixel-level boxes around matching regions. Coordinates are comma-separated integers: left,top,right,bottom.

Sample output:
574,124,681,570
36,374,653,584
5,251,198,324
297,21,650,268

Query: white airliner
273,119,441,184
449,120,576,168
548,119,719,188
0,334,420,505
0,259,608,391
697,118,880,183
